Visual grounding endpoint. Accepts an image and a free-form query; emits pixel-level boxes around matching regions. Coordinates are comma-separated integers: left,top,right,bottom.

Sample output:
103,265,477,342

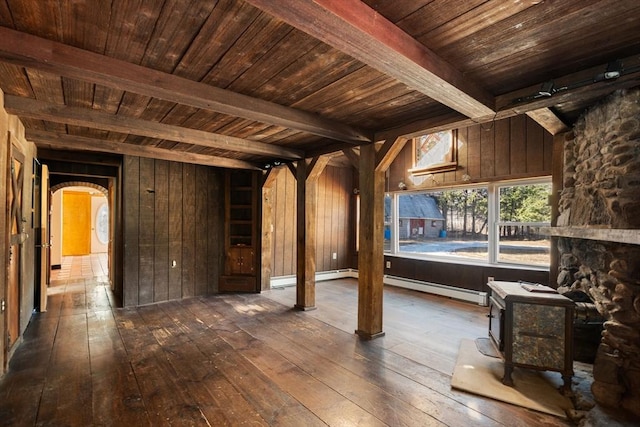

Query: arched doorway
49,182,110,281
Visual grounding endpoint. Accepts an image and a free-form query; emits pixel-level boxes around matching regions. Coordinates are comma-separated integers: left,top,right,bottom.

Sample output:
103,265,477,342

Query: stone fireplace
554,88,640,418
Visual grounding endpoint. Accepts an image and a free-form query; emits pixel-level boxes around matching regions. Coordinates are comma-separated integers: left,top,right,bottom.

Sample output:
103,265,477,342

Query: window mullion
488,183,498,264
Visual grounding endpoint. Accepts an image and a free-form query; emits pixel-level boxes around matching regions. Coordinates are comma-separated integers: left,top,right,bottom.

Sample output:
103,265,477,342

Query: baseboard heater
383,275,488,306
270,269,487,306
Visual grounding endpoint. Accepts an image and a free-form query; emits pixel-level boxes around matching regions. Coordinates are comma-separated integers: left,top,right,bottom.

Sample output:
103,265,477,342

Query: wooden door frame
5,137,25,363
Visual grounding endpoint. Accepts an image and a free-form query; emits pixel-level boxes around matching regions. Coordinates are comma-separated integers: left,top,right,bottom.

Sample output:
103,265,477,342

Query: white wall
91,195,108,253
50,190,62,267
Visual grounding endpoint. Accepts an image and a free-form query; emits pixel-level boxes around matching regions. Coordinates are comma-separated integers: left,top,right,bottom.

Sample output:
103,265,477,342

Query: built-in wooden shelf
540,226,640,246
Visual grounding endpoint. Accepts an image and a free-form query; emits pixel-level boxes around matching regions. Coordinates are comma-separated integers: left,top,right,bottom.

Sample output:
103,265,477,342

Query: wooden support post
354,137,406,339
294,157,329,310
549,131,569,287
356,144,386,339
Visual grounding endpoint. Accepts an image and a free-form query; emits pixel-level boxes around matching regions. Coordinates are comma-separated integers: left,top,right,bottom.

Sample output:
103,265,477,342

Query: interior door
7,143,25,352
39,165,50,312
62,191,91,256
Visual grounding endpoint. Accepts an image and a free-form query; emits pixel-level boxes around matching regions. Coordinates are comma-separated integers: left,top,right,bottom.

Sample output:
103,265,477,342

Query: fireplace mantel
540,226,640,246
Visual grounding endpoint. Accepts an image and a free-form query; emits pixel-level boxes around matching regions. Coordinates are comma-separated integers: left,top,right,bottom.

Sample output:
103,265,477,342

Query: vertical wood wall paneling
335,167,346,270
480,124,495,178
316,166,328,271
466,125,481,179
153,160,169,302
543,129,554,172
182,163,196,298
510,115,528,174
123,156,139,306
494,119,511,176
168,162,183,300
194,165,209,296
388,116,553,187
455,127,469,182
138,157,155,305
271,168,288,277
269,165,354,278
283,168,296,275
526,116,544,173
207,168,222,294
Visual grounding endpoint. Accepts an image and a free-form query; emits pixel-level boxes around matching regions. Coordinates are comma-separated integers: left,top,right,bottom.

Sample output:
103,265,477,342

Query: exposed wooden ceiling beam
375,55,640,140
245,0,495,119
28,130,261,170
5,95,302,160
375,137,408,172
0,26,371,144
525,108,569,135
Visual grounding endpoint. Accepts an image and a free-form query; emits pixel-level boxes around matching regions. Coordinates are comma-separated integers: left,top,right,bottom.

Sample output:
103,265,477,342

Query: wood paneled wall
122,156,224,307
383,115,554,292
271,165,354,277
389,115,553,189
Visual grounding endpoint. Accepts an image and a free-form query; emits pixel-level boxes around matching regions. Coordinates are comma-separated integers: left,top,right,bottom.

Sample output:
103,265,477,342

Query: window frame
408,130,458,176
385,177,552,269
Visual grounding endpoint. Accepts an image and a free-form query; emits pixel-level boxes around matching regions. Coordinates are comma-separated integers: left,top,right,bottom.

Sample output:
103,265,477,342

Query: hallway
0,256,571,426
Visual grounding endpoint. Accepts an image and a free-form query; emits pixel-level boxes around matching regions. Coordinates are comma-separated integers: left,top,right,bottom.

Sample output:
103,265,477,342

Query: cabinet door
228,247,254,275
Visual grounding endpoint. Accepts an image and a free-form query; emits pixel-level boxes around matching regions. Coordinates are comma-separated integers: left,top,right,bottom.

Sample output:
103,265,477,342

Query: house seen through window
384,180,551,267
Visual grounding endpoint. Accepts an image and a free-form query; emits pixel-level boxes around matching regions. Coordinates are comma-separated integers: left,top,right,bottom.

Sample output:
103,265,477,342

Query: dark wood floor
0,256,573,426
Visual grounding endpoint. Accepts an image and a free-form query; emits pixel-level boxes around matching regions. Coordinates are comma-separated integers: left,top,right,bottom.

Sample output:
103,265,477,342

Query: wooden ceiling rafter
0,26,372,145
26,129,261,170
244,0,496,119
4,95,303,160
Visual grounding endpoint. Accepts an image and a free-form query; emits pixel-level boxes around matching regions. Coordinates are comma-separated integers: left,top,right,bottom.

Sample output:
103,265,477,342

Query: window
497,182,551,266
395,187,489,261
409,130,457,175
385,178,551,268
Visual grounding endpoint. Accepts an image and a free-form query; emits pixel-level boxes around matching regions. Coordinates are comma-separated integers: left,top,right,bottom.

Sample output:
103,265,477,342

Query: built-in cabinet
220,170,259,292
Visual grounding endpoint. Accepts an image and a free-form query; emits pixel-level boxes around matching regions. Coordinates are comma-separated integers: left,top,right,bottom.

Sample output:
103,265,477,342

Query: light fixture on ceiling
511,59,636,105
538,80,555,97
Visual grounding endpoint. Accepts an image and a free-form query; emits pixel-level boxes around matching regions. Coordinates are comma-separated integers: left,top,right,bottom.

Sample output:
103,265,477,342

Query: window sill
408,161,457,176
383,251,549,272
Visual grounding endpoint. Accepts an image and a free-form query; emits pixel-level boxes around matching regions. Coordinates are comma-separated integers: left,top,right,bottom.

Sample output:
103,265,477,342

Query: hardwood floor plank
37,311,92,426
177,299,386,426
217,294,479,427
88,309,150,426
181,298,326,426
1,257,576,426
261,281,571,427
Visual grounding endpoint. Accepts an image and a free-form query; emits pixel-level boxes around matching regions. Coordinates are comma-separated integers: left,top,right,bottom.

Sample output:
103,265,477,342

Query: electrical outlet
386,261,391,269
332,252,337,260
488,276,495,283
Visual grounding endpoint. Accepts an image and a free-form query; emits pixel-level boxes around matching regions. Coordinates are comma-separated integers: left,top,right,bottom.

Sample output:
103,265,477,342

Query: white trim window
385,178,552,268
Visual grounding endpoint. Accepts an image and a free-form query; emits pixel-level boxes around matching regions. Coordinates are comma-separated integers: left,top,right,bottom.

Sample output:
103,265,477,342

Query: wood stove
487,280,575,392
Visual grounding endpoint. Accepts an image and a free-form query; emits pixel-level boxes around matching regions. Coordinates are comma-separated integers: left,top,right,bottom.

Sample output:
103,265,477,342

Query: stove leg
502,364,514,386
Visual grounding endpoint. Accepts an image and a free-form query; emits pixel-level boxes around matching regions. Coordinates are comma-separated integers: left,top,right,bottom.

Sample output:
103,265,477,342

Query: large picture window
385,179,551,268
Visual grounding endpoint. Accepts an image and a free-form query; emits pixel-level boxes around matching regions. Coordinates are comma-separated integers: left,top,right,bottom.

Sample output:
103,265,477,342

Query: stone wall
556,88,640,417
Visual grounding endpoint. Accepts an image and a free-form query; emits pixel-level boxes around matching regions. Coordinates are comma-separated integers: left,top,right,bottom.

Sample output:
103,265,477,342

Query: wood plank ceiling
0,0,638,170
